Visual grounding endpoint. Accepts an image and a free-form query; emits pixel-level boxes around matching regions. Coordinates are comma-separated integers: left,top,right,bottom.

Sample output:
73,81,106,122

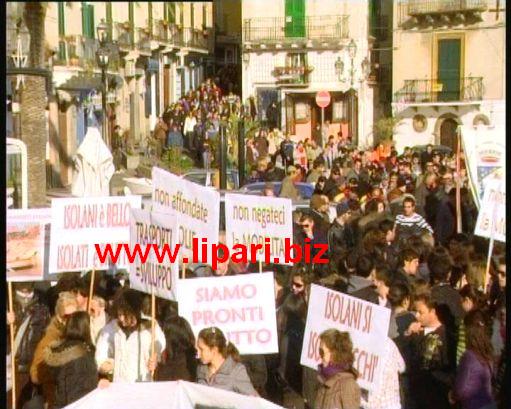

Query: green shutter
285,0,306,38
169,3,176,24
438,39,461,101
148,3,153,35
106,3,113,41
203,3,207,28
82,2,88,37
58,3,65,36
191,3,194,28
88,4,95,39
180,2,184,26
129,3,134,45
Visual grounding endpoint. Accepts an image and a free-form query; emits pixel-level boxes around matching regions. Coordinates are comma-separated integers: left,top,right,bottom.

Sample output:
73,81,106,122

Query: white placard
7,208,52,282
177,273,279,354
49,196,142,273
129,209,179,301
474,178,505,242
225,193,293,265
300,284,391,391
152,167,219,265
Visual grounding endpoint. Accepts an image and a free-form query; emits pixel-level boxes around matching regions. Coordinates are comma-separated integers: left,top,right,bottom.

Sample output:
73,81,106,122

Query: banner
225,193,293,265
152,167,220,265
300,284,391,391
177,273,278,354
7,208,52,282
49,196,142,273
129,209,179,301
459,125,505,208
474,178,506,242
64,380,284,409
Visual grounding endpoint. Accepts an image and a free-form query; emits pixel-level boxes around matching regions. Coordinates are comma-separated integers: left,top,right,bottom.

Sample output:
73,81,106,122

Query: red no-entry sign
315,91,331,108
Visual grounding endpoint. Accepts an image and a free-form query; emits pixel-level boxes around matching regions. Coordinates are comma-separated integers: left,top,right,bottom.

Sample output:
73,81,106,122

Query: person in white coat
95,289,165,383
361,337,405,409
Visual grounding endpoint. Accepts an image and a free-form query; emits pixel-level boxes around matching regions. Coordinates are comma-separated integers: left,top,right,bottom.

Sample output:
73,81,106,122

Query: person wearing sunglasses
315,329,360,409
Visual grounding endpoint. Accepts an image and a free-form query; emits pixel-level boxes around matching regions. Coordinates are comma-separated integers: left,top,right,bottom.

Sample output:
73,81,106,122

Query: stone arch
433,113,461,146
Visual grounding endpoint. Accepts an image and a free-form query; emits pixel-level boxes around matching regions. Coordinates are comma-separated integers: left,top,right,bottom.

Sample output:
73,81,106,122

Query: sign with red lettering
7,208,52,282
300,284,391,391
225,193,293,265
176,273,278,354
152,167,220,265
49,196,142,273
129,209,179,301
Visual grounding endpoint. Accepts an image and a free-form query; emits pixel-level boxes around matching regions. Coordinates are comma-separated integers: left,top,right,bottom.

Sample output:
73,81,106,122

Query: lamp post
96,19,110,148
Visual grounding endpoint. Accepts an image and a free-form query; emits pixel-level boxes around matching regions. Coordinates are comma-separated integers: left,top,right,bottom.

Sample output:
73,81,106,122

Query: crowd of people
7,76,506,409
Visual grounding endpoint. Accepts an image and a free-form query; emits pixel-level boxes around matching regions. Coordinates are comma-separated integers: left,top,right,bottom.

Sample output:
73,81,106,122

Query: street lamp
95,19,110,147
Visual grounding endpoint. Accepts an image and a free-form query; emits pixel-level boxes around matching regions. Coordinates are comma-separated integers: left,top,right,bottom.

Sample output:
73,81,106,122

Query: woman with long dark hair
450,310,496,409
315,329,360,409
43,311,97,409
196,327,257,396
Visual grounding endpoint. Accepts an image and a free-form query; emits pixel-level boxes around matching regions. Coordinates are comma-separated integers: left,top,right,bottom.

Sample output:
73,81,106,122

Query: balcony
394,77,483,105
243,15,349,45
272,65,313,87
398,0,487,28
182,27,209,50
53,35,98,69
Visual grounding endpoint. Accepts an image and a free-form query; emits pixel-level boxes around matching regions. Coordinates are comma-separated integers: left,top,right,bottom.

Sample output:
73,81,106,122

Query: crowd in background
7,77,507,409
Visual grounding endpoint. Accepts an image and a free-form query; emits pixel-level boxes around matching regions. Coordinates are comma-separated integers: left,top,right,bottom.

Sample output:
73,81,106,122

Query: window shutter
58,3,65,37
81,2,88,37
88,5,95,39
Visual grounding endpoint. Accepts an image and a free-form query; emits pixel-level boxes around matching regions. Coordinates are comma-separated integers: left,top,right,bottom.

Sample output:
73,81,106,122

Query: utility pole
238,117,245,187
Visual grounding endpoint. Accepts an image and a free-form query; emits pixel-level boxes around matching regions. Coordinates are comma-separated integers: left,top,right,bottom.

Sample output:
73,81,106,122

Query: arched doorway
440,118,458,151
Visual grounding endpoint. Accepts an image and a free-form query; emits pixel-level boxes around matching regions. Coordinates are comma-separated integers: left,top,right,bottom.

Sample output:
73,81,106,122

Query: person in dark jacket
8,282,50,407
406,293,455,409
348,254,379,305
156,302,197,382
196,327,257,396
323,167,344,201
327,201,355,259
44,311,98,409
450,310,496,409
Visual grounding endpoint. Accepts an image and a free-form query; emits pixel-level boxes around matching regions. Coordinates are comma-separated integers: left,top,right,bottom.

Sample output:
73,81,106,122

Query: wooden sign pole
87,269,96,314
8,281,16,409
150,290,156,381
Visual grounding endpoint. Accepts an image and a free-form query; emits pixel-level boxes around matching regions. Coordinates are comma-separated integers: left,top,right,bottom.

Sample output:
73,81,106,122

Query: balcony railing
407,0,487,15
273,65,313,86
394,77,483,103
398,0,487,26
243,15,349,43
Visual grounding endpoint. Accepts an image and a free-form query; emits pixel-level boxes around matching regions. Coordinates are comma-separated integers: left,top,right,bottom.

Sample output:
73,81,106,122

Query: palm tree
20,2,48,207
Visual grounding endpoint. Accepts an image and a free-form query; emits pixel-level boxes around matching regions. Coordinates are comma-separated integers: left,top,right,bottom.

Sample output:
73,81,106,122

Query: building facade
33,2,213,187
241,0,375,148
392,0,506,153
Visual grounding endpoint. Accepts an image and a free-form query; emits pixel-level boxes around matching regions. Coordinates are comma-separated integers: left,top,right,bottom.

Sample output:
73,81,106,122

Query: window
81,3,95,39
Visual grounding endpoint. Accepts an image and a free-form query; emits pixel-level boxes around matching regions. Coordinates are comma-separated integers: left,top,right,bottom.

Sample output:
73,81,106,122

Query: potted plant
69,53,79,66
373,116,398,146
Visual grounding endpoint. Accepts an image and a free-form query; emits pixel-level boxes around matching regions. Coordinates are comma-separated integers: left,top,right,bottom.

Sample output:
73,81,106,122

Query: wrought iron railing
273,65,313,85
406,0,487,15
394,77,483,103
243,15,349,42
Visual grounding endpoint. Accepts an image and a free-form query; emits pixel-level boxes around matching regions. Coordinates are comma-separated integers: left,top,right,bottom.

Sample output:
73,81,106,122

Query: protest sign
459,125,505,208
129,209,179,301
152,167,220,265
49,196,142,273
300,284,391,391
475,178,506,242
7,208,52,282
177,272,278,354
225,193,293,265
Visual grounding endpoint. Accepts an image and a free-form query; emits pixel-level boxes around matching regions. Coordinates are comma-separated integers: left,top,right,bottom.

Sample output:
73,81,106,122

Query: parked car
238,181,315,200
182,169,239,190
